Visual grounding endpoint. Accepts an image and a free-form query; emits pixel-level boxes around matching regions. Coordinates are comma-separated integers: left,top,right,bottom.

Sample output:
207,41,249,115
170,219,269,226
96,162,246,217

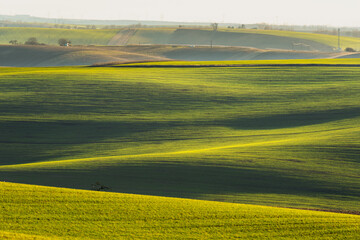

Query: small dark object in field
345,47,356,52
25,37,40,45
58,38,71,46
91,182,110,191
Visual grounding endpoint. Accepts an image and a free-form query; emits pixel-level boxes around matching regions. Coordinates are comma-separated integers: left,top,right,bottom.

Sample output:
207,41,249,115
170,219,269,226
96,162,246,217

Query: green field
1,181,359,239
127,28,174,45
1,27,360,51
114,58,360,66
0,27,118,45
125,28,360,51
0,60,359,214
225,28,360,51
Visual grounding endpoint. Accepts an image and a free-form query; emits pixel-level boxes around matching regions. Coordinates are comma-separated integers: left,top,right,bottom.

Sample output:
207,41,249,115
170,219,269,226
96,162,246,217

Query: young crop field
225,28,360,51
112,58,360,67
0,181,359,239
123,28,360,51
0,61,359,214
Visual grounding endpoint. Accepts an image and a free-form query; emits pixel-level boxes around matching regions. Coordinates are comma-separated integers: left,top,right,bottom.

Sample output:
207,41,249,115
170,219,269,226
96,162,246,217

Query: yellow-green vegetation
116,58,360,66
225,28,360,51
0,27,118,45
2,27,360,51
0,61,359,213
127,28,174,45
127,28,360,51
0,181,359,239
0,230,56,240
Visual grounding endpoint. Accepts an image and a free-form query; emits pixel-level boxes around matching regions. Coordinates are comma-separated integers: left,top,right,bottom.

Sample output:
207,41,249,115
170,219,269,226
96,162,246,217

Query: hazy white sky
0,0,359,27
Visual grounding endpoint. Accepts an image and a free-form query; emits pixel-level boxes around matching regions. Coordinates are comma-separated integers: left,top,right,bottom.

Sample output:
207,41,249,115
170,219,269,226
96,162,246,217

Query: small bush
25,37,40,45
91,182,110,191
345,47,356,52
58,38,71,46
9,40,18,45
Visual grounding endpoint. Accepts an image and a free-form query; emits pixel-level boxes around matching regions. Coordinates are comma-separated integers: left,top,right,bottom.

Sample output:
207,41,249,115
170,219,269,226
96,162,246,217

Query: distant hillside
0,14,213,27
0,44,355,67
169,29,333,51
1,27,360,51
0,45,168,67
0,27,118,45
112,28,360,51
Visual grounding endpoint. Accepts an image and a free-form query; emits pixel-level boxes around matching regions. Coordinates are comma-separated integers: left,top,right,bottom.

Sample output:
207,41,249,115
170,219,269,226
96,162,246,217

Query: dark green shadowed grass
0,63,359,212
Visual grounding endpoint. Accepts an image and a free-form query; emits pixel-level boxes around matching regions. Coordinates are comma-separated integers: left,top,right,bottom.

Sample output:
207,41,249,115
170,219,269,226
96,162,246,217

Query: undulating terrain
1,60,359,212
1,26,359,67
1,44,359,67
1,27,360,50
1,25,359,239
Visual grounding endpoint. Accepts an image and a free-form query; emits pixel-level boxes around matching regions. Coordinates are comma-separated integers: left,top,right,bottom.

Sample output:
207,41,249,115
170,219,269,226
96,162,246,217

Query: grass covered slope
225,29,360,51
0,62,359,211
2,27,360,51
0,27,118,45
1,182,359,239
1,44,356,67
168,29,334,51
0,45,168,67
120,28,360,51
114,58,360,66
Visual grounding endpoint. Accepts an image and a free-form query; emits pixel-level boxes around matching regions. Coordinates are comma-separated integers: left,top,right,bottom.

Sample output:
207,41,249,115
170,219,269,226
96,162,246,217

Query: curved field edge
109,58,360,67
0,181,359,240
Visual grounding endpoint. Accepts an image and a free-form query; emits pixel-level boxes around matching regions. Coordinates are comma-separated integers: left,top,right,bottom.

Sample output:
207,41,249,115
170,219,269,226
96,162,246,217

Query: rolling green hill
113,58,360,66
1,27,360,51
224,28,360,51
0,44,358,67
0,182,359,239
0,60,359,212
116,28,360,51
0,45,169,67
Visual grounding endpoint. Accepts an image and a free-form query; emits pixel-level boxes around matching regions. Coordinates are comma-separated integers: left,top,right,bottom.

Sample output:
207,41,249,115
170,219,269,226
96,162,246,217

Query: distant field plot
127,28,174,45
0,63,359,212
113,58,360,66
1,44,357,67
2,27,360,51
0,45,169,67
226,29,360,51
0,182,359,239
0,27,118,45
123,28,360,51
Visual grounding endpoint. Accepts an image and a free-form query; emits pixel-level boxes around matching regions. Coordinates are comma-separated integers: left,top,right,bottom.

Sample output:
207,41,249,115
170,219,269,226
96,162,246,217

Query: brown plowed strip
107,29,137,46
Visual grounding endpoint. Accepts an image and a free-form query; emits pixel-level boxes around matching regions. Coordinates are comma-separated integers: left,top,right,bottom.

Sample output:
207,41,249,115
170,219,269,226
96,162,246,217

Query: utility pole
210,40,213,48
338,28,341,50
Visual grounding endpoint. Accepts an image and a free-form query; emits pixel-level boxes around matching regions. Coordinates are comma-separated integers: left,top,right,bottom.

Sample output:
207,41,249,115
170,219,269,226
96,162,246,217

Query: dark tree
9,40,18,45
345,47,356,52
25,37,39,45
58,38,69,46
211,23,218,31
